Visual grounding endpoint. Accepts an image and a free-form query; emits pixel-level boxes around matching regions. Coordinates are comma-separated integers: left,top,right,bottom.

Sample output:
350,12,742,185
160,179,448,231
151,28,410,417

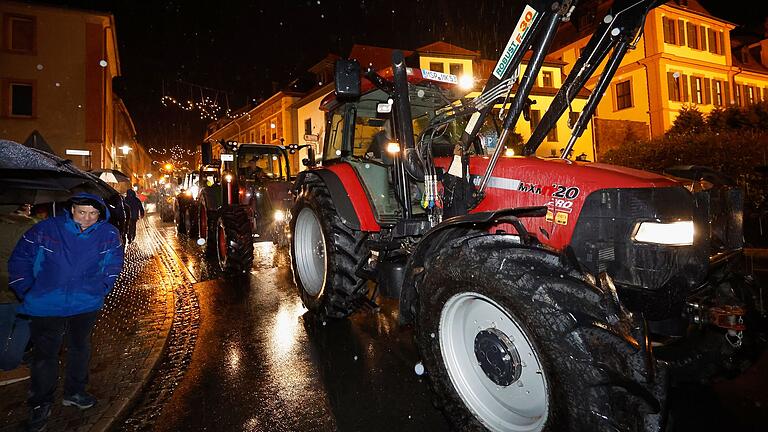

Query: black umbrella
0,139,119,204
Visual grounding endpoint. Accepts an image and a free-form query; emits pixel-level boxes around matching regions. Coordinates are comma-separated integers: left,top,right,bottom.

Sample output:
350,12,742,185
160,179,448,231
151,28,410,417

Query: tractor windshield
323,83,461,163
237,146,290,183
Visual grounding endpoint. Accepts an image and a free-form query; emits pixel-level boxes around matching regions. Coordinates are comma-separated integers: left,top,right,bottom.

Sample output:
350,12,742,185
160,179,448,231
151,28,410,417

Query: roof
416,41,480,58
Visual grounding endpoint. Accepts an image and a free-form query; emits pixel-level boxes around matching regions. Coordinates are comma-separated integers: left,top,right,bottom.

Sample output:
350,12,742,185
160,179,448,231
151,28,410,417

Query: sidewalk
0,216,184,432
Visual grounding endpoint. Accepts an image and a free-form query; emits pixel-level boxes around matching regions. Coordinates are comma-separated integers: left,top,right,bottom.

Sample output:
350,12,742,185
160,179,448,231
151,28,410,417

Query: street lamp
119,145,132,155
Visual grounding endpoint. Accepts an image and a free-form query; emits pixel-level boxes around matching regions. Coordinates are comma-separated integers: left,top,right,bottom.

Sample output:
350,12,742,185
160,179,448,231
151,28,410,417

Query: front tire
416,236,666,432
215,205,254,274
290,179,369,319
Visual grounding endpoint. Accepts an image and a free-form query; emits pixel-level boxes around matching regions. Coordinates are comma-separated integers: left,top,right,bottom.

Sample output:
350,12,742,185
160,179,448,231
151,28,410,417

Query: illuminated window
270,118,278,141
429,62,444,73
615,80,632,110
693,77,703,104
714,81,723,106
3,14,35,53
449,63,463,76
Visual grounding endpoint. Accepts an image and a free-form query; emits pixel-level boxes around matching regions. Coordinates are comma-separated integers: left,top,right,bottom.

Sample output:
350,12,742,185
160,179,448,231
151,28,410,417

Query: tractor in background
193,141,311,273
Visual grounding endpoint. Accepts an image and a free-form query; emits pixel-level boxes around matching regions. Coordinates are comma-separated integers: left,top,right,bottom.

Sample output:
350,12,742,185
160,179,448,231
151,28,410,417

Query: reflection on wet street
137,227,448,432
105,219,768,432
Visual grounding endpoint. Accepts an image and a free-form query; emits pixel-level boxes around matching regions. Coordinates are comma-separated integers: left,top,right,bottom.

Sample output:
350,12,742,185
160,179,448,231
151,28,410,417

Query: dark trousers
127,217,138,242
28,311,99,406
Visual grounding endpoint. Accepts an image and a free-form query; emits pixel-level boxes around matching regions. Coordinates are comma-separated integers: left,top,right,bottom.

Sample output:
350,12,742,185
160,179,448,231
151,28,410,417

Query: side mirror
201,142,212,165
335,59,360,100
302,146,317,167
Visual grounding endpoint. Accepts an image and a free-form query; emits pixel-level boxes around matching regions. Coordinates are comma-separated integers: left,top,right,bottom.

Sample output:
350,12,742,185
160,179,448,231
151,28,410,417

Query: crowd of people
0,189,143,432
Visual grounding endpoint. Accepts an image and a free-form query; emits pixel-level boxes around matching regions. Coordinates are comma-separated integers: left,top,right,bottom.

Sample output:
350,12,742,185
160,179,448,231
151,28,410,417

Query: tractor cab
235,144,297,245
319,67,470,226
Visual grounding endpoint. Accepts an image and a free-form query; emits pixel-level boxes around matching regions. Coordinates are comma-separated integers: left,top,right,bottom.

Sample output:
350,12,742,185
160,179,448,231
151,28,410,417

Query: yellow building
0,0,149,178
204,91,303,173
549,0,768,158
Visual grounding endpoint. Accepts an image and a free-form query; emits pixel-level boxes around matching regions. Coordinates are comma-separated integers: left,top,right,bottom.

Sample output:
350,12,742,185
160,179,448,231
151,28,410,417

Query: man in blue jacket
8,193,124,432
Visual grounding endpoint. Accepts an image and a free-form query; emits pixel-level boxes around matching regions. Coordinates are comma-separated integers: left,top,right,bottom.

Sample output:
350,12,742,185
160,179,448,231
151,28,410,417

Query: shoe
27,403,51,432
62,392,97,409
0,365,30,386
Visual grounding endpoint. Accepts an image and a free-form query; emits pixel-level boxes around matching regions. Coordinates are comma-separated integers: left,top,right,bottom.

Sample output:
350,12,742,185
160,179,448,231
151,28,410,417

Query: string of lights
160,79,246,121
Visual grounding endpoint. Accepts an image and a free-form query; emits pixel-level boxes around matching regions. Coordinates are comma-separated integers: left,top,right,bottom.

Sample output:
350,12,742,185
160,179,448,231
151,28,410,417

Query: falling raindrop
99,59,108,67
414,362,425,375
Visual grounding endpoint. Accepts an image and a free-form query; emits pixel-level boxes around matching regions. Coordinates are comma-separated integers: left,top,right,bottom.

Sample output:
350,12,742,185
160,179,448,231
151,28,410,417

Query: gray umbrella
90,168,131,183
0,139,118,204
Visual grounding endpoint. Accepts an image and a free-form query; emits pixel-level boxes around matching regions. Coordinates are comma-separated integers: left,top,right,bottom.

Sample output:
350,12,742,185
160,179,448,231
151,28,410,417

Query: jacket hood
126,189,136,198
68,192,110,221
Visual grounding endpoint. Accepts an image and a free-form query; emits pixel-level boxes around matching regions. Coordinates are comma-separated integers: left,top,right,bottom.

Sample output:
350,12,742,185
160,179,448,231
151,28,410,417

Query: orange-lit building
0,0,151,185
549,0,768,157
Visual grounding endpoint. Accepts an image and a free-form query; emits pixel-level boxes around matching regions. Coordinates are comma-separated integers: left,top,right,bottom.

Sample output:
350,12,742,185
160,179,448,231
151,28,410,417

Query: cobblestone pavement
0,215,190,432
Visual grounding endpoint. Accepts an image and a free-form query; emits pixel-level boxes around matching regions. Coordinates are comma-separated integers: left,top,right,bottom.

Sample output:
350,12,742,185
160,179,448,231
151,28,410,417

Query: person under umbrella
8,193,124,432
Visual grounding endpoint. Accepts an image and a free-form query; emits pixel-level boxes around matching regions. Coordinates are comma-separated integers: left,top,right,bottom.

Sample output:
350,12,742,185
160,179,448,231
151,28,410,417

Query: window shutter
707,28,716,53
700,27,707,51
682,74,689,101
686,22,696,48
757,87,762,102
724,80,731,105
667,72,677,101
719,32,725,55
704,78,711,104
662,17,670,43
678,20,686,46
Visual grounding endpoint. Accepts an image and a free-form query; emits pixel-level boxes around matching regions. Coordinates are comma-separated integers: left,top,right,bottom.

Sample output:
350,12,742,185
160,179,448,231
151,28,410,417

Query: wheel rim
217,217,227,270
293,207,326,297
440,292,548,432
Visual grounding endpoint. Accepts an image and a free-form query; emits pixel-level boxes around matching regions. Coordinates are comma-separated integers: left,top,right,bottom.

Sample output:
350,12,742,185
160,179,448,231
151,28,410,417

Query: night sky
33,0,765,156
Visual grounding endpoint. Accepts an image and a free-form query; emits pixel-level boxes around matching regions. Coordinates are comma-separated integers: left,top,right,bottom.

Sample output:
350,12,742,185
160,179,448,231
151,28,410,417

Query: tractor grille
570,186,709,320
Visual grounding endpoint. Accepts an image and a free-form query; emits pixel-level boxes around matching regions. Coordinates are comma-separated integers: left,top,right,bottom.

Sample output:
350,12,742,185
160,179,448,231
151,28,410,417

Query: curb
91,217,194,432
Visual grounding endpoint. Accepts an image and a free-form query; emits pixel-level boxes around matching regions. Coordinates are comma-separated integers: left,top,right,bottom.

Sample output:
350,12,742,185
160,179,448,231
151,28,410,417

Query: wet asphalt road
145,233,449,432
115,220,768,432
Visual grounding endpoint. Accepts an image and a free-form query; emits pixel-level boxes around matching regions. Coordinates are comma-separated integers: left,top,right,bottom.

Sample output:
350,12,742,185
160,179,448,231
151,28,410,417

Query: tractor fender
293,166,380,232
399,206,550,324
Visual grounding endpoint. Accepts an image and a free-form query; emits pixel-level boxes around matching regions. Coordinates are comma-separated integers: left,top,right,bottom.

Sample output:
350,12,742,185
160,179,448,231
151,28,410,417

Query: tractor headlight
274,210,285,222
189,185,199,199
632,220,694,246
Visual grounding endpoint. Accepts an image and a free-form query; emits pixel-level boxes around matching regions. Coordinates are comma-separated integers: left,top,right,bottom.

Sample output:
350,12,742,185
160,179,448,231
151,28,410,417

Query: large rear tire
290,179,369,319
415,235,666,432
215,205,254,274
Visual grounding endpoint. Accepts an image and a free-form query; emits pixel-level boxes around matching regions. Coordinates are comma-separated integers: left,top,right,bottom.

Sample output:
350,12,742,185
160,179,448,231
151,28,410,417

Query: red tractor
195,141,307,273
290,0,764,430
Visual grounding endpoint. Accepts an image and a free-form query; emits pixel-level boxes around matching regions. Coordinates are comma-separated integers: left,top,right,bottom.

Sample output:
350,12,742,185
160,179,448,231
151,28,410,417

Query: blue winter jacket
8,193,124,317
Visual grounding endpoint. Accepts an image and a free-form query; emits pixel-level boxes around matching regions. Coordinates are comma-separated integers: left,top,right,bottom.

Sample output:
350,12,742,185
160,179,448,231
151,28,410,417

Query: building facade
204,91,303,173
0,0,150,180
549,0,768,157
